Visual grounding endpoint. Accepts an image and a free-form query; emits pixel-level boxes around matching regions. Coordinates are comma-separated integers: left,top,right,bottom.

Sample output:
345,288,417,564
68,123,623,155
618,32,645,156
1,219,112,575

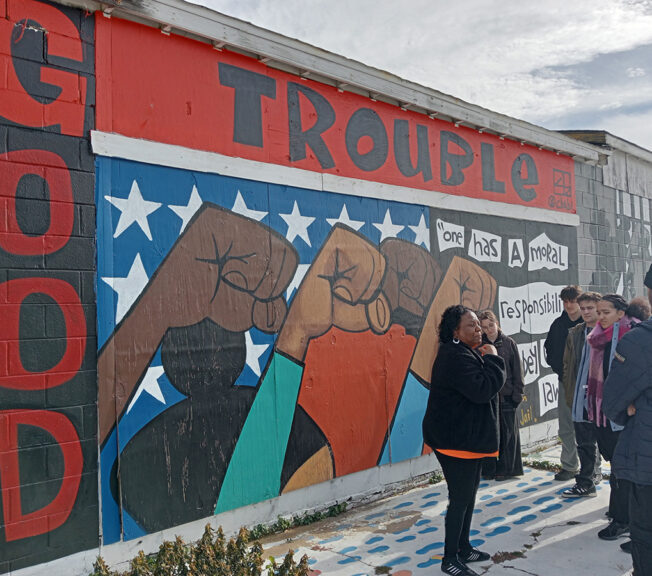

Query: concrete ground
262,446,633,575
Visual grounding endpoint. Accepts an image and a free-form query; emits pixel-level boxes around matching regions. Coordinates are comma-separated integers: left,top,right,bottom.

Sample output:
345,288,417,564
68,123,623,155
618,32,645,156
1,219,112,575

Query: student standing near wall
583,294,639,541
561,292,603,499
603,267,652,575
544,286,583,481
478,310,524,481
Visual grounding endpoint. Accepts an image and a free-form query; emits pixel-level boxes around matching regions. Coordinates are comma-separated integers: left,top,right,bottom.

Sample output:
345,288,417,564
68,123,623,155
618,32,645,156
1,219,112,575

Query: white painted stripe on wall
91,131,580,227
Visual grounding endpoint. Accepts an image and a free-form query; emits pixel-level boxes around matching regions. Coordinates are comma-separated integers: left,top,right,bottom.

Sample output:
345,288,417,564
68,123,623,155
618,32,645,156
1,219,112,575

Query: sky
190,0,652,151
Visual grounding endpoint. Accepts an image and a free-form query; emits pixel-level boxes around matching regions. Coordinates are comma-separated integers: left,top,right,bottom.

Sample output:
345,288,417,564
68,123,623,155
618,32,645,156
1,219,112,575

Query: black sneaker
459,547,491,563
561,484,597,498
554,469,577,481
598,521,629,541
620,540,632,554
441,557,479,575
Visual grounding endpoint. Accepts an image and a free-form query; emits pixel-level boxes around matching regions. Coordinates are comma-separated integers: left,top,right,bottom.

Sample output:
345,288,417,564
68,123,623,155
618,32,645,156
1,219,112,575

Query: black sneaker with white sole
620,540,632,554
441,556,479,576
459,547,491,563
561,484,597,498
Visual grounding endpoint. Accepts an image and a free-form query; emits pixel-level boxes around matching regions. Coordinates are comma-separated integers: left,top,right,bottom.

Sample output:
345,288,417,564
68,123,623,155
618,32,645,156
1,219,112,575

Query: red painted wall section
95,16,575,214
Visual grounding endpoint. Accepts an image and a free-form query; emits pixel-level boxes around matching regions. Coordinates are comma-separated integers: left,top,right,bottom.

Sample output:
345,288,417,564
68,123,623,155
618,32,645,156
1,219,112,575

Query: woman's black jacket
422,341,506,454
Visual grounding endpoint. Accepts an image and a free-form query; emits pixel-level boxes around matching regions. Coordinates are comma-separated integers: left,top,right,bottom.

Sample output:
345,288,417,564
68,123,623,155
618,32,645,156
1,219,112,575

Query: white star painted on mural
408,213,430,249
126,365,166,414
280,201,315,246
326,204,364,231
373,209,404,242
245,331,269,377
231,190,268,222
169,184,203,233
105,180,161,241
285,263,310,300
102,253,150,323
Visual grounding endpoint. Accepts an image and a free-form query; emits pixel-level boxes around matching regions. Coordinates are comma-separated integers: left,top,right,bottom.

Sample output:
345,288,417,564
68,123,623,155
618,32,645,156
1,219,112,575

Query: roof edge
62,0,602,162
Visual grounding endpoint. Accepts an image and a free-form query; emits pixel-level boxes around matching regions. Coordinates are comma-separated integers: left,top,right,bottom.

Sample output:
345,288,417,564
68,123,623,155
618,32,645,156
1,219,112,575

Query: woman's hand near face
476,343,498,356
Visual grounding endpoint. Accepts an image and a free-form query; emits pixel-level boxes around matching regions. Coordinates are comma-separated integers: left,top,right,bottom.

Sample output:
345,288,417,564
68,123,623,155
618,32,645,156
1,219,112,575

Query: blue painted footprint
418,558,442,568
508,506,531,516
514,514,538,525
416,542,444,555
486,525,511,537
541,504,563,513
481,516,505,527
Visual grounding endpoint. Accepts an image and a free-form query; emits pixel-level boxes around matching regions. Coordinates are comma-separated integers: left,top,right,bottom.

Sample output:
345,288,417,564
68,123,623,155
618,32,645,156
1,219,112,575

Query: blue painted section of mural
380,372,429,465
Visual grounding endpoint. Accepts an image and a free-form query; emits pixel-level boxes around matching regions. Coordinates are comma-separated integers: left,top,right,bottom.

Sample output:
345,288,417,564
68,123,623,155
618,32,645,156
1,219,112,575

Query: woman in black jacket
478,310,524,480
422,305,506,576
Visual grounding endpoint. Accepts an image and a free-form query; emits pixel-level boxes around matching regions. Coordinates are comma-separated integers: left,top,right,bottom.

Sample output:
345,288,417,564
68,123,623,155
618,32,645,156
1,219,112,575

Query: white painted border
91,131,580,227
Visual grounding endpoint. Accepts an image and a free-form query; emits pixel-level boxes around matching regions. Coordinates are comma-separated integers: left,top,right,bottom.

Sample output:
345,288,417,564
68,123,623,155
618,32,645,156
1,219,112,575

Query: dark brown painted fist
146,203,298,333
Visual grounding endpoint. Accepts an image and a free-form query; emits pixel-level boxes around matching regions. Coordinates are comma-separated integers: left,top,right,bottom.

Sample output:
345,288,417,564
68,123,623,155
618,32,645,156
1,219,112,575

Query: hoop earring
453,338,460,344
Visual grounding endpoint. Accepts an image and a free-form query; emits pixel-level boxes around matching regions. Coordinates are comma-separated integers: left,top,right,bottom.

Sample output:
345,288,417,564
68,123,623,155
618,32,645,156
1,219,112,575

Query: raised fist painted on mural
411,255,497,383
379,238,441,333
277,229,441,487
276,224,388,363
98,203,298,444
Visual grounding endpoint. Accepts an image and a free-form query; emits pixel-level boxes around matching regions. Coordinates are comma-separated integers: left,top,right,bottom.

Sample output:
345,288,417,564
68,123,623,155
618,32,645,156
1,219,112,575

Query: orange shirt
436,449,498,459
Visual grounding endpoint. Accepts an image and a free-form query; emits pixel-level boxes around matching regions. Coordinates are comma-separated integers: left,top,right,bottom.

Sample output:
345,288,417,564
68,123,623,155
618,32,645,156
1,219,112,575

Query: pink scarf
586,317,636,426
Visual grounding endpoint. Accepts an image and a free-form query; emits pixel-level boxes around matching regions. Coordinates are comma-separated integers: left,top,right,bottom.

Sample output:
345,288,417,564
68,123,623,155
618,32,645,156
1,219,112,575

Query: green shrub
90,525,309,576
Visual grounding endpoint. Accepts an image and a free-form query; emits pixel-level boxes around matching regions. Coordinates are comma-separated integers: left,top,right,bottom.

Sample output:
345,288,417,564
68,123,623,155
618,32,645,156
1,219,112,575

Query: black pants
630,482,652,576
573,421,603,488
482,399,523,477
576,422,630,524
435,451,482,559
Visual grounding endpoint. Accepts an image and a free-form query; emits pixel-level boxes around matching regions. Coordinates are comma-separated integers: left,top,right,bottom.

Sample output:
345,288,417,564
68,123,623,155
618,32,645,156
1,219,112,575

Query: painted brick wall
0,0,97,572
575,160,652,298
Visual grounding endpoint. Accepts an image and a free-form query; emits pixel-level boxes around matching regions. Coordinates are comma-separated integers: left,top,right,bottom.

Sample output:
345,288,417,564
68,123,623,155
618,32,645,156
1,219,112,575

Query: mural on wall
0,0,96,572
97,157,575,542
93,10,580,545
430,209,577,428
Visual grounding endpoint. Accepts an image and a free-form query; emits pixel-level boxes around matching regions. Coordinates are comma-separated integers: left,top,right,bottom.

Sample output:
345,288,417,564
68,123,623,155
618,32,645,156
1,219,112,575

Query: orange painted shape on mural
299,325,416,477
282,445,334,494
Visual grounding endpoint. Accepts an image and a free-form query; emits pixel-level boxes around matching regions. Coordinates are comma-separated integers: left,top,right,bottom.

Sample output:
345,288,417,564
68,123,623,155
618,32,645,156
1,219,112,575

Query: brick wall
575,158,652,298
0,0,97,572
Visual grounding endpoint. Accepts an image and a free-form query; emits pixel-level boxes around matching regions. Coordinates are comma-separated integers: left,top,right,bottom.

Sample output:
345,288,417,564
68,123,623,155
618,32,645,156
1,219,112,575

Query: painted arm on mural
219,226,446,504
410,255,498,384
97,203,298,445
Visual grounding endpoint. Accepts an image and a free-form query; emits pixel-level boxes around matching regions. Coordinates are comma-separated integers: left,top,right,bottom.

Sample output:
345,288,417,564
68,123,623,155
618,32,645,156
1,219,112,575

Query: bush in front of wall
89,524,310,576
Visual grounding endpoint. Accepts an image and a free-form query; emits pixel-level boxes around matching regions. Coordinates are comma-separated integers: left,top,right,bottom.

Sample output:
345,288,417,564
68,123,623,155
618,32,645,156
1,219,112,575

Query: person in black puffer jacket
423,305,505,576
478,310,524,480
603,265,652,576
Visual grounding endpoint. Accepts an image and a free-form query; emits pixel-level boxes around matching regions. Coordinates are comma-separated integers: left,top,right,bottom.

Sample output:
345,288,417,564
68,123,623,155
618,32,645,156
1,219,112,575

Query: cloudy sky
191,0,652,151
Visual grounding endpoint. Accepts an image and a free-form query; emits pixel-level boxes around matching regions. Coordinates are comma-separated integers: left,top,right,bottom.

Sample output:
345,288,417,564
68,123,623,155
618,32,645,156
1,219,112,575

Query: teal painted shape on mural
215,352,303,513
